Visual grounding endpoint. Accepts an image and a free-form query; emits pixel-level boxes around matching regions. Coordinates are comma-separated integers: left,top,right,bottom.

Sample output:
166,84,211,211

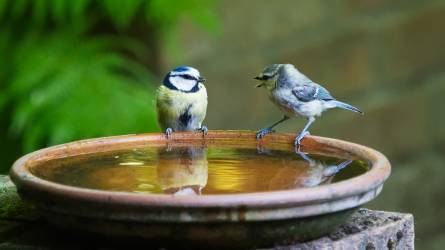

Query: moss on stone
0,176,36,220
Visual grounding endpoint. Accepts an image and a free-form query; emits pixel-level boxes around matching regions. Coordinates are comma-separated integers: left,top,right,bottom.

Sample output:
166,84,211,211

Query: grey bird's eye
262,74,273,80
255,75,271,80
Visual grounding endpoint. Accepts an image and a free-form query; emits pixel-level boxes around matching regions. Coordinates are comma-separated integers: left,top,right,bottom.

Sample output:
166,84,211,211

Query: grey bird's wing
291,83,335,102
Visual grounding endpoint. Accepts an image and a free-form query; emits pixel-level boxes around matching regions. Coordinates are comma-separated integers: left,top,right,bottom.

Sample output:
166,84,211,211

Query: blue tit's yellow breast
156,84,207,130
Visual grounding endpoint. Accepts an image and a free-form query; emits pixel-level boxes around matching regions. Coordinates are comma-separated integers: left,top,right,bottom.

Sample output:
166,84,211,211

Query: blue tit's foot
294,131,310,148
165,128,173,139
256,127,274,139
197,126,208,135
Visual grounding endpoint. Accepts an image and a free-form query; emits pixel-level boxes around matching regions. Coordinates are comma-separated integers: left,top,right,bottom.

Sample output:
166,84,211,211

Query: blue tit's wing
291,84,335,102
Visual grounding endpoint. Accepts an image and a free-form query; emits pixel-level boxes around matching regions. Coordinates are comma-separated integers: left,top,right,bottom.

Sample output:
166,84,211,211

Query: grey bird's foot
256,127,275,139
197,126,208,135
295,131,310,148
165,128,173,139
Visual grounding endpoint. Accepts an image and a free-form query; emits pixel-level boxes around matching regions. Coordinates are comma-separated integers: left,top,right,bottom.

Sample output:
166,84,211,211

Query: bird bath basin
10,131,390,248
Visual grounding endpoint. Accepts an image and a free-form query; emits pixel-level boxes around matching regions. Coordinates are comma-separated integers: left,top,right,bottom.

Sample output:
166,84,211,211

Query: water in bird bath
31,145,368,195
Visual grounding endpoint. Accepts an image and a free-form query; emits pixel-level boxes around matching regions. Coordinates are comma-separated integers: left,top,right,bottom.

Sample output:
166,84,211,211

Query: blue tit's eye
181,74,197,81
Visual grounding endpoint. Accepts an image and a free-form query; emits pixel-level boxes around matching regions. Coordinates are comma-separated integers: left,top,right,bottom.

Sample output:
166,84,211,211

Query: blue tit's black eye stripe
181,74,198,81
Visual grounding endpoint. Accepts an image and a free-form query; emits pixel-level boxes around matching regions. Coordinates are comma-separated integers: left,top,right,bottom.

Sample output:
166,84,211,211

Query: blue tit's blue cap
172,66,191,72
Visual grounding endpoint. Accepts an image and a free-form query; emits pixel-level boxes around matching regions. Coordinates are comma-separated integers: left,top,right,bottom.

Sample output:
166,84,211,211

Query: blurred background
0,0,444,249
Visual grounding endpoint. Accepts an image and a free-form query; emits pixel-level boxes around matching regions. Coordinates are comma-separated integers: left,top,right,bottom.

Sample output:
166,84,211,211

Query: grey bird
254,64,363,147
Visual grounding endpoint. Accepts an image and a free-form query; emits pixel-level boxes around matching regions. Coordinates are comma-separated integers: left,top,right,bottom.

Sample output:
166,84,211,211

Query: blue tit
254,64,363,147
156,66,208,138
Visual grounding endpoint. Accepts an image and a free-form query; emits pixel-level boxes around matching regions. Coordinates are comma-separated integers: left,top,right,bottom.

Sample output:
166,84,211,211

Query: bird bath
10,131,390,248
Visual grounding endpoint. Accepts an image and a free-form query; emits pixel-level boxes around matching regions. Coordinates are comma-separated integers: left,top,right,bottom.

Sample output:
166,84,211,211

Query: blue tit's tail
332,100,363,115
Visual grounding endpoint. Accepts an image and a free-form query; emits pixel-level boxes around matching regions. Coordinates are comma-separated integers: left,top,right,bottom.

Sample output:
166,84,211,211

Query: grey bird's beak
254,76,264,87
198,76,206,83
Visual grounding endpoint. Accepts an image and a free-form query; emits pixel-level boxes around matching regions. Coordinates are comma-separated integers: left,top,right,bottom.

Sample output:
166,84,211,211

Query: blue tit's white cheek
169,76,197,91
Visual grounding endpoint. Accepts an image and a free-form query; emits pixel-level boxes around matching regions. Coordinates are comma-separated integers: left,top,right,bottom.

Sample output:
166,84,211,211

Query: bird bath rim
10,131,390,222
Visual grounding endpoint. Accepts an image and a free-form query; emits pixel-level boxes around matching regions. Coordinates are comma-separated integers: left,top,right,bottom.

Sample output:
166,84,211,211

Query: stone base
265,208,414,250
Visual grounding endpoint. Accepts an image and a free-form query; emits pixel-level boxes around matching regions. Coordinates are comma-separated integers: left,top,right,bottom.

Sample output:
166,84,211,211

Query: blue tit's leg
295,117,315,148
256,115,289,139
323,160,353,177
197,125,208,135
165,127,173,139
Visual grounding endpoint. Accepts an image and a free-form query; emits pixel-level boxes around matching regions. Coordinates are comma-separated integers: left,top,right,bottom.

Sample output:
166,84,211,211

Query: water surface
32,145,368,195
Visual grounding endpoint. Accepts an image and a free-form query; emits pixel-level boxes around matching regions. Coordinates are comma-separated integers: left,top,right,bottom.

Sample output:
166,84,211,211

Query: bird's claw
198,126,208,135
165,128,173,139
256,127,275,139
294,131,310,148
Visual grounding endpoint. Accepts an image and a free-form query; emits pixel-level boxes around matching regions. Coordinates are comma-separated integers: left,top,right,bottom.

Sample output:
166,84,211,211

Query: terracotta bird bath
10,131,390,248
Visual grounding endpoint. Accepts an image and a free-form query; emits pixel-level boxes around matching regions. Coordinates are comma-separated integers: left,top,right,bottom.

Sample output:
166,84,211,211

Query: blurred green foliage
0,0,218,171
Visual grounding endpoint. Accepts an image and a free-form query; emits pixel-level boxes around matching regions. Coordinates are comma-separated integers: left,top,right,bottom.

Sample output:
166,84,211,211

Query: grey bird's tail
331,100,363,114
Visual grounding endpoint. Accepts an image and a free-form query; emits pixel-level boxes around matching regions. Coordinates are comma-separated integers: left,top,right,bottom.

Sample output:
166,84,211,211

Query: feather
291,84,334,102
330,100,363,114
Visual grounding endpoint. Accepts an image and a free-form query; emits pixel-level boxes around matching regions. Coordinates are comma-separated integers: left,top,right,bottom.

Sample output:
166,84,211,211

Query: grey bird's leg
165,127,173,139
295,116,315,148
197,125,208,135
256,115,289,139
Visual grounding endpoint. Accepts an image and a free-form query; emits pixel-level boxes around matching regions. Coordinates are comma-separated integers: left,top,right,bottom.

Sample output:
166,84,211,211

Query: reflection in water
157,146,208,196
290,151,353,188
32,144,367,195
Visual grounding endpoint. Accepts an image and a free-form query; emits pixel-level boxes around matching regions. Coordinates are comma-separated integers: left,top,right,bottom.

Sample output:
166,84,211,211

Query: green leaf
32,0,48,26
51,0,67,24
103,0,143,28
69,0,89,27
11,0,28,20
0,0,8,20
6,32,159,151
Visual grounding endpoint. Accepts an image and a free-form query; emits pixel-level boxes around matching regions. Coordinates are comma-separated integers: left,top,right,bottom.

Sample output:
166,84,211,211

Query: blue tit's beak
198,76,206,83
